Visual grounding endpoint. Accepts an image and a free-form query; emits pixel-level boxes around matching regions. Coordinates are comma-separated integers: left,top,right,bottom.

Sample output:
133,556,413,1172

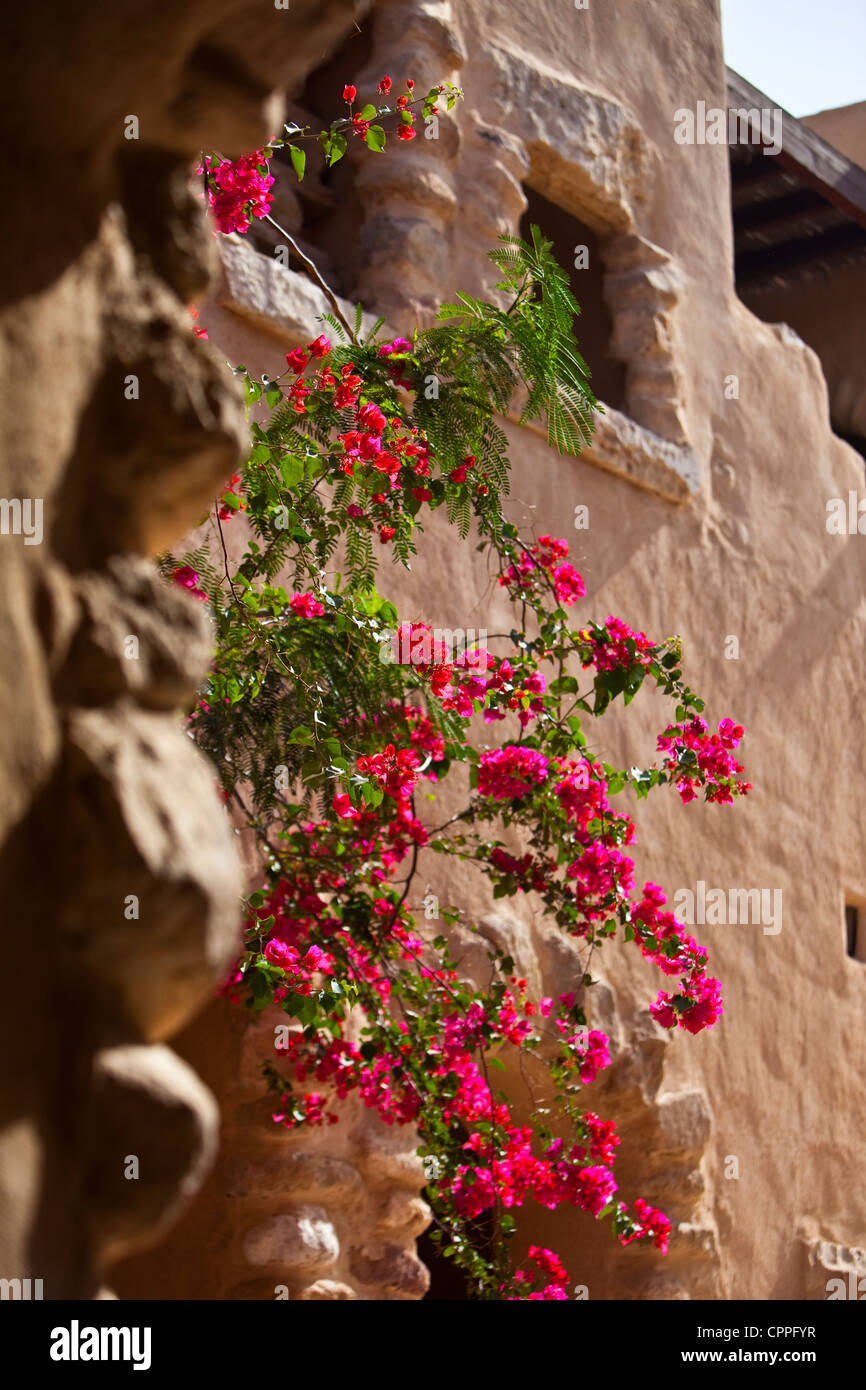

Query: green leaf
280,454,305,489
365,125,386,153
327,132,348,166
287,144,306,181
359,104,378,121
319,130,347,166
295,995,318,1025
288,725,315,746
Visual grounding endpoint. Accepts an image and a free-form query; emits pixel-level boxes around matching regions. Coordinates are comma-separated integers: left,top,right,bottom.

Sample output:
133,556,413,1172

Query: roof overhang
726,68,866,291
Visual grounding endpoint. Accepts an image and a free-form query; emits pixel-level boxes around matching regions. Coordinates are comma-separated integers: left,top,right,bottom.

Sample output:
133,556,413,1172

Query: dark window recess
519,185,627,413
416,1208,496,1300
845,903,859,958
833,429,866,466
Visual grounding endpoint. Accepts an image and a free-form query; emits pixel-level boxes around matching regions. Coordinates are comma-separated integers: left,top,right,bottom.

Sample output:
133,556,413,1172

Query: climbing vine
172,73,750,1298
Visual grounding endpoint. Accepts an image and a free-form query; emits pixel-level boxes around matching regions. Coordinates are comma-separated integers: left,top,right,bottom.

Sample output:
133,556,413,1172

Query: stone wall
0,0,367,1300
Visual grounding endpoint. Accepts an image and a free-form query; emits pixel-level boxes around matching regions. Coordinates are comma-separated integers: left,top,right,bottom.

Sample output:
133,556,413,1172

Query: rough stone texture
47,704,243,1041
353,0,468,325
218,235,379,344
0,0,367,1299
244,1206,341,1272
114,1003,432,1300
602,235,690,446
296,1279,359,1300
81,1045,220,1269
475,41,652,235
115,0,866,1302
54,555,216,711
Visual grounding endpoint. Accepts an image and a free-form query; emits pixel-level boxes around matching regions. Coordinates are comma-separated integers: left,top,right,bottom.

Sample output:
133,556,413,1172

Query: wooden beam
733,187,832,235
727,69,866,230
735,220,866,286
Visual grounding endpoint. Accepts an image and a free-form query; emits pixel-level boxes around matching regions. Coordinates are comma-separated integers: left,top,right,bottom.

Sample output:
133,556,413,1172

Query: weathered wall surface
0,0,367,1299
111,998,432,1300
804,101,866,169
114,0,866,1301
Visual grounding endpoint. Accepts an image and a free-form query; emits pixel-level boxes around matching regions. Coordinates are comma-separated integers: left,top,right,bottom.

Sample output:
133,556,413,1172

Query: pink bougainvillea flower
189,304,208,339
203,150,274,235
286,347,309,374
290,592,325,619
172,565,208,602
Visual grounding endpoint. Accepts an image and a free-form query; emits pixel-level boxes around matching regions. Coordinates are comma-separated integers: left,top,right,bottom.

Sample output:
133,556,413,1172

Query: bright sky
720,0,866,117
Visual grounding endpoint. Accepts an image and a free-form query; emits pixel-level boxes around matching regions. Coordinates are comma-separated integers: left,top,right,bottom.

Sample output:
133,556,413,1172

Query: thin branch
263,214,359,346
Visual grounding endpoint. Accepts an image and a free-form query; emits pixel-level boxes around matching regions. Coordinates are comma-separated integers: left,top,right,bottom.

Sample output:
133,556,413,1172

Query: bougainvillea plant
172,74,750,1299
